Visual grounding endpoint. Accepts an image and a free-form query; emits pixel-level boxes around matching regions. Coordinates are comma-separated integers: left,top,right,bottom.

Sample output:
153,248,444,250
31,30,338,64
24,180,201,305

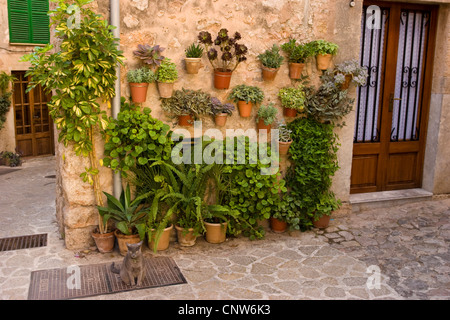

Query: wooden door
351,1,438,194
12,71,54,157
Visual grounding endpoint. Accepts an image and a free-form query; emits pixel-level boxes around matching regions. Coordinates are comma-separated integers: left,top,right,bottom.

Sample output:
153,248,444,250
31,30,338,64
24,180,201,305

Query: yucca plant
185,43,204,58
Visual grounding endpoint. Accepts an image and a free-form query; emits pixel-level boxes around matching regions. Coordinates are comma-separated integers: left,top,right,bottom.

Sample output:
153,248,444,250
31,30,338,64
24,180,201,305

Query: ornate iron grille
390,10,430,142
354,6,389,143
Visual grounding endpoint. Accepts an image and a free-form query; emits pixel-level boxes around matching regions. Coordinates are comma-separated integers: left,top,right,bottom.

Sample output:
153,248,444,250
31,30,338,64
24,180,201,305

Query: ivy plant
21,0,125,234
103,98,173,176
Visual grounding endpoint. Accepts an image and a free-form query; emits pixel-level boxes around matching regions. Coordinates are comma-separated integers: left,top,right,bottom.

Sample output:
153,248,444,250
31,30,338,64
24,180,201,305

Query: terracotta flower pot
185,57,203,74
313,215,331,229
204,221,227,244
261,66,279,81
238,101,253,118
178,114,193,127
215,113,228,127
129,83,149,103
91,230,115,253
279,140,293,155
115,229,141,256
340,74,353,90
316,54,333,71
270,217,288,233
157,81,174,98
148,224,173,251
175,225,197,247
283,107,298,118
214,69,232,89
289,63,305,79
257,119,272,135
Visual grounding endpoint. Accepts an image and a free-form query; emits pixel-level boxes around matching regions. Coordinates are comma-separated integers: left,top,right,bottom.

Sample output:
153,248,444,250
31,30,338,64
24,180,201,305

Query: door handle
389,93,402,112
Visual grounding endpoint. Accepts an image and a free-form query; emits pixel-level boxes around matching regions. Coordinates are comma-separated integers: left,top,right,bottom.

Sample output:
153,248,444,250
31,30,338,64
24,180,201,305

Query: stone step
349,188,433,213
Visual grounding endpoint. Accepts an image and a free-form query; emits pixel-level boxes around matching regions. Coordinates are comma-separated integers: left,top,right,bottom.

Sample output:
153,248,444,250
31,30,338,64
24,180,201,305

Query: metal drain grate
0,234,47,252
28,256,187,300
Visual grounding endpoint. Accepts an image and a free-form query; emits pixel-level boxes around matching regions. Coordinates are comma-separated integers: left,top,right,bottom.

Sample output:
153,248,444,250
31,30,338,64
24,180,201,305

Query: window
8,0,50,45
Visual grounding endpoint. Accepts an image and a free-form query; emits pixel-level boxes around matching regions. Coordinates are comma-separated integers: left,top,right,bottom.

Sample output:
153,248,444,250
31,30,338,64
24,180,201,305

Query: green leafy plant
327,59,369,87
211,97,235,116
0,72,16,131
97,184,149,239
127,67,156,83
156,58,178,83
256,103,278,126
286,117,341,230
0,151,22,167
281,39,315,63
198,29,248,72
309,40,339,56
228,84,265,104
161,88,212,118
278,86,306,111
277,121,292,143
185,43,204,58
257,44,284,69
133,44,165,69
303,74,355,126
21,0,125,234
102,98,173,175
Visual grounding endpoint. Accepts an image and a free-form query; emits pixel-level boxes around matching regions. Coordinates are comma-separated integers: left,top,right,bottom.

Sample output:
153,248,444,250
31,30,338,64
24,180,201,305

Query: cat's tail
110,262,120,274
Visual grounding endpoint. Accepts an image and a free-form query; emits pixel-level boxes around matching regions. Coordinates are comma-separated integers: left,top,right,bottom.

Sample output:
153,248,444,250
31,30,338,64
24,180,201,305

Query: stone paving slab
1,157,448,300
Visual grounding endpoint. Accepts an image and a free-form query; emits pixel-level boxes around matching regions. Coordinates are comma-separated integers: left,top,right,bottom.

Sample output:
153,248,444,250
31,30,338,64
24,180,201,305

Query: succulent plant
277,121,292,142
133,44,165,68
185,43,204,58
257,44,284,69
198,29,248,72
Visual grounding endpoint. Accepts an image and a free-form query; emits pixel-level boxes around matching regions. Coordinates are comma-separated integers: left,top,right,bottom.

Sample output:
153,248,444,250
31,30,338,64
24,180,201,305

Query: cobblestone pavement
0,157,448,300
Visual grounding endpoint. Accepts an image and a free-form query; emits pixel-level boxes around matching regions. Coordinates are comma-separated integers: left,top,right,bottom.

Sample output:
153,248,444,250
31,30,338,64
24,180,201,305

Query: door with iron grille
351,1,438,194
12,71,54,157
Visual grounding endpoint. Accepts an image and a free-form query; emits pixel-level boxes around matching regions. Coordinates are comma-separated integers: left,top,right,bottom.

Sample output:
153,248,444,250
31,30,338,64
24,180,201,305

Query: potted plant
312,192,341,229
211,97,235,127
256,103,278,134
303,73,355,126
198,29,248,89
185,43,204,74
156,58,178,98
278,86,306,117
0,151,21,167
133,44,165,70
257,44,284,81
228,84,264,118
97,184,148,256
281,39,314,79
127,67,156,103
328,59,368,90
277,121,293,155
161,88,213,126
309,40,339,71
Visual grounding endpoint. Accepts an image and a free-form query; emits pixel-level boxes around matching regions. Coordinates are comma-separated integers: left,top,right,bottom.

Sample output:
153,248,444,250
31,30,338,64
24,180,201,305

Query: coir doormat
28,256,187,300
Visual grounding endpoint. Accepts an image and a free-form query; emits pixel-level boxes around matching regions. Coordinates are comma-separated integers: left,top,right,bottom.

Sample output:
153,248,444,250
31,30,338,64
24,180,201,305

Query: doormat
28,256,187,300
0,234,47,252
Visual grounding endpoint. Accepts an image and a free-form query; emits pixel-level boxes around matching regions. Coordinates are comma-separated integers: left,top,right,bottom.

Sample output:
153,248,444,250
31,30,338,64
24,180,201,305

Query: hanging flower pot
214,69,233,90
270,217,287,233
257,119,272,135
178,114,193,127
185,57,203,74
91,230,115,253
157,82,174,98
204,221,227,244
316,54,333,71
129,83,149,103
279,140,293,155
283,107,298,118
340,74,353,90
261,66,279,81
237,101,252,117
288,63,305,79
214,113,228,127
